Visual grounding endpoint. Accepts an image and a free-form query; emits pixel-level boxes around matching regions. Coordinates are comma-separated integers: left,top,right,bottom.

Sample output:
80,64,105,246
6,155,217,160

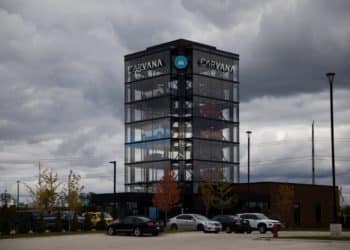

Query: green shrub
36,213,46,233
70,213,80,231
83,213,93,231
53,211,63,232
17,215,31,234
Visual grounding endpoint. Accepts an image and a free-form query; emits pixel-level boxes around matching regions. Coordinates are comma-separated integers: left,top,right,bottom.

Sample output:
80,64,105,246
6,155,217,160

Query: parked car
106,216,162,236
168,214,221,233
84,212,113,226
236,213,282,234
211,214,252,233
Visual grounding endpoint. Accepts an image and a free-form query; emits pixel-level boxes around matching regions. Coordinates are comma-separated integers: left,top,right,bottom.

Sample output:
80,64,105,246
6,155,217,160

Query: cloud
0,0,349,204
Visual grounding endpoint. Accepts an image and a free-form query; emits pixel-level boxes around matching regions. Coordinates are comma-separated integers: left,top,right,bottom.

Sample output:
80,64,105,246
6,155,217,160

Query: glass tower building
124,39,239,193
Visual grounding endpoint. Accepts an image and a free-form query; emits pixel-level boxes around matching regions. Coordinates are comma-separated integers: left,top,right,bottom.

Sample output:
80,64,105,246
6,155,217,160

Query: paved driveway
1,231,349,250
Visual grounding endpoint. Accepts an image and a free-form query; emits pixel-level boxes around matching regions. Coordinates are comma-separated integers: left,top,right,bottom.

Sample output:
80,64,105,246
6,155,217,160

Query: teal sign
174,55,188,69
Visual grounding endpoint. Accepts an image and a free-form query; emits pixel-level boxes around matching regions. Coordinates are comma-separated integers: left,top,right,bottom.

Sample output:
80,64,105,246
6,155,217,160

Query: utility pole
38,161,42,186
326,72,337,223
312,121,315,185
246,130,252,209
109,161,117,219
17,180,20,208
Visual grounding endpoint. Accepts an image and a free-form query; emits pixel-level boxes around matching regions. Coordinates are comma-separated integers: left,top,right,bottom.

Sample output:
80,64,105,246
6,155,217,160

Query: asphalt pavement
0,231,349,250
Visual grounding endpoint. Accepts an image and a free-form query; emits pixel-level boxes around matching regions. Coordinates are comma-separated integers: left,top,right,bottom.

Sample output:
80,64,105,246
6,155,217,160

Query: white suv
236,213,282,234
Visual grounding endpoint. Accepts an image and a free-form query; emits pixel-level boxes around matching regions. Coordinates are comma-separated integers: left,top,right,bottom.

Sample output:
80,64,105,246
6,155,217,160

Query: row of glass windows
125,76,173,103
193,139,239,163
125,97,170,123
125,75,238,104
193,96,238,122
125,139,171,163
126,96,238,123
193,75,238,102
126,118,171,143
125,138,238,164
193,118,238,142
126,118,238,143
124,160,238,185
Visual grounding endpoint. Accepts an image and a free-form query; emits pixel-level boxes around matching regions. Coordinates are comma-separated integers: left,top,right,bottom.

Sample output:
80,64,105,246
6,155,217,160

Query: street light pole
246,131,252,209
326,72,338,223
246,131,252,184
109,161,117,219
17,180,20,208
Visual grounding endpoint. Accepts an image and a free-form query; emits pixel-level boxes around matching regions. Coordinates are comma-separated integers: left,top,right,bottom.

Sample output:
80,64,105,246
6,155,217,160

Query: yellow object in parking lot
85,212,113,226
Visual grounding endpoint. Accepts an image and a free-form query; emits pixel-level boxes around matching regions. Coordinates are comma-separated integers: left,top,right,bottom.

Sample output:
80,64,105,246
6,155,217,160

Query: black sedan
107,216,162,236
212,215,252,233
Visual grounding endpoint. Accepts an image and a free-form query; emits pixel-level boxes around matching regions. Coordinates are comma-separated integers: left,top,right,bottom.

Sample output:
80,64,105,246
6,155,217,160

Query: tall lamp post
246,130,252,208
16,180,20,208
109,161,117,219
246,131,252,184
326,72,338,223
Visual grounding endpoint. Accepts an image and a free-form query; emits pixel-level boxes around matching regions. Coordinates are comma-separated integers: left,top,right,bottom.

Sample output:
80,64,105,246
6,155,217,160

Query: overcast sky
0,0,349,205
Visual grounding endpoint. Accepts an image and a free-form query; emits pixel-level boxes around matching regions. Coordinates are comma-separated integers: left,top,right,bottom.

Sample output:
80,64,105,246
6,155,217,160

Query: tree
152,168,180,223
53,210,63,232
63,170,84,212
70,213,80,231
83,213,93,231
26,167,61,211
199,177,214,216
212,170,237,215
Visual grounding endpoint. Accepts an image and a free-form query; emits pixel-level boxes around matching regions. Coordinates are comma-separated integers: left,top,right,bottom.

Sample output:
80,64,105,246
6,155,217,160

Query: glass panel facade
193,139,239,163
193,96,238,122
193,160,238,182
193,49,238,82
126,118,170,143
125,139,171,163
193,75,238,102
193,118,238,142
125,97,170,123
125,51,170,82
125,41,239,193
125,75,172,103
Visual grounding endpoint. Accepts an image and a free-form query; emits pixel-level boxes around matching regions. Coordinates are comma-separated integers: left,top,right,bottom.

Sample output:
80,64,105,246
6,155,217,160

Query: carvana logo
174,55,188,69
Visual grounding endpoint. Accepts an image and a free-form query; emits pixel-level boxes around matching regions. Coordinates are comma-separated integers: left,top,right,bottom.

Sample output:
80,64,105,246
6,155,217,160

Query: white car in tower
236,213,282,234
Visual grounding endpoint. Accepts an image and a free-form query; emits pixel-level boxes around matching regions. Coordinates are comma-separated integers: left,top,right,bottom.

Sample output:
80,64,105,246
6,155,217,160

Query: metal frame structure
124,39,240,194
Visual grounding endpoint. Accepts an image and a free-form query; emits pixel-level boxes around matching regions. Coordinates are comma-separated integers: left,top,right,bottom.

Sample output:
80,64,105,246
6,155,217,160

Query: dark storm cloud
0,0,349,201
181,0,350,100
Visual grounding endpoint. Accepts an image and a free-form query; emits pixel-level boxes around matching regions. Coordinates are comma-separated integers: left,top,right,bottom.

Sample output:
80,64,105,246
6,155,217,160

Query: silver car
168,214,222,233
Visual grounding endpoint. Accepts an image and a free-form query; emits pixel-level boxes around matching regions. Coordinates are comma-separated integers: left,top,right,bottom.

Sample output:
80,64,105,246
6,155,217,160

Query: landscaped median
0,230,104,240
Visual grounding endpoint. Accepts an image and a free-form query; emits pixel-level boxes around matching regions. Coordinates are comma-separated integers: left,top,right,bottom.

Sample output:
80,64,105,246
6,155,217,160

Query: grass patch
277,236,350,241
0,230,104,240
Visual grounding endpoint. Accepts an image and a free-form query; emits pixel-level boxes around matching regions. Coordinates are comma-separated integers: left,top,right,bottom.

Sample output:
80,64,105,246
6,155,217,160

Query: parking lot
1,231,349,250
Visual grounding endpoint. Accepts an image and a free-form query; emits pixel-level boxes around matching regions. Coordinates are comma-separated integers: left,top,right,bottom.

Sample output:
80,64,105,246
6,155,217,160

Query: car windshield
256,214,268,219
193,214,209,221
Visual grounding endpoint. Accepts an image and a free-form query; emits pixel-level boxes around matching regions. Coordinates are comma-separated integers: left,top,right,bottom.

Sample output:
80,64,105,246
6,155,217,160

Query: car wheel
170,224,178,231
107,227,115,235
258,224,267,234
246,230,252,234
225,227,232,233
152,232,159,236
134,227,142,237
197,224,204,231
215,230,220,234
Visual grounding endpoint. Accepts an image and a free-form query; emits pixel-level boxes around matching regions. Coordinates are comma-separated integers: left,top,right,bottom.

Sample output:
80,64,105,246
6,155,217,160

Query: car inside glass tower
124,40,239,193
